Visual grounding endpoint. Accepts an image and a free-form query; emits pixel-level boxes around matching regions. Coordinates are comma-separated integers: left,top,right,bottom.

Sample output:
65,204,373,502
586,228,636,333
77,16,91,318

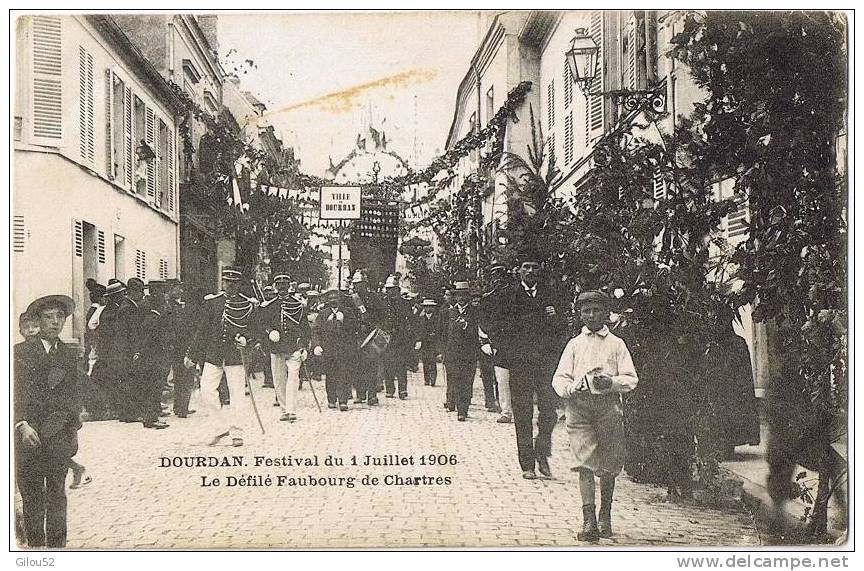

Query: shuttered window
124,86,133,188
653,168,667,200
727,196,749,239
145,107,156,204
97,230,106,263
13,215,26,253
564,111,574,165
74,219,84,257
586,10,604,143
546,80,555,129
78,46,95,164
159,258,168,280
158,119,170,211
32,16,63,142
106,70,130,186
547,132,556,167
135,249,147,280
563,66,573,109
625,14,639,90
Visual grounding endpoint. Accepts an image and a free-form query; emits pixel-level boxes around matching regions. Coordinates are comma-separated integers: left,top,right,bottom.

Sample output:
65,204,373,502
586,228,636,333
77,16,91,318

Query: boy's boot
577,504,599,542
598,496,613,538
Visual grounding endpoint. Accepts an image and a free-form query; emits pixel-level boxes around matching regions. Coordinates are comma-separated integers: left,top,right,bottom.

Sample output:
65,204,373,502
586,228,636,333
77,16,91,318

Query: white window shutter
78,46,95,164
13,215,26,253
626,14,638,90
727,195,749,240
124,86,133,189
547,80,555,129
73,219,83,257
168,129,176,213
564,111,573,165
97,230,106,263
105,70,114,179
145,107,156,203
586,10,604,143
31,16,63,142
563,66,572,109
653,168,667,200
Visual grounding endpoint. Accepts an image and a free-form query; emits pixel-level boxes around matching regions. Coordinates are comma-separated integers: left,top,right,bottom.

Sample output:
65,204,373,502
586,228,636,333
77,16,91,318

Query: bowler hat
27,294,74,318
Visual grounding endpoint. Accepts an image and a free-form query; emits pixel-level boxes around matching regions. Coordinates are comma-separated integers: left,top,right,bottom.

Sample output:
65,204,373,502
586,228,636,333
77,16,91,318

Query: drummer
347,270,384,406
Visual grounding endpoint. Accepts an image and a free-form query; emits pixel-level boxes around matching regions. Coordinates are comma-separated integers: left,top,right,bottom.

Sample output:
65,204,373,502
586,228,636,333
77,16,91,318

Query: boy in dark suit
14,295,82,547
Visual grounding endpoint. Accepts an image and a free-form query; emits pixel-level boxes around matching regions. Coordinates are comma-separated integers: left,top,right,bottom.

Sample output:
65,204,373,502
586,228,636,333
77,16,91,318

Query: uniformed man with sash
259,272,310,422
187,266,258,447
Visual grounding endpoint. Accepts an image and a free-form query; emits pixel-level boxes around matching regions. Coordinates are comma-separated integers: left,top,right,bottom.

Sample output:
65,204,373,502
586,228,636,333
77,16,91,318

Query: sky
217,12,487,177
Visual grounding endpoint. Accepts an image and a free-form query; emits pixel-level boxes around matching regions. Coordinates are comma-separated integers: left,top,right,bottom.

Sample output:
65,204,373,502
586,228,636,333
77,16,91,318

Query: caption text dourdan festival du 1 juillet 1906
158,453,459,488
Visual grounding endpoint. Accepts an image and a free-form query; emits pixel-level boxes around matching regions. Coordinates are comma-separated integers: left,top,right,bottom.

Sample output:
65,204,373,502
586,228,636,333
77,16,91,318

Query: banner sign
319,186,361,220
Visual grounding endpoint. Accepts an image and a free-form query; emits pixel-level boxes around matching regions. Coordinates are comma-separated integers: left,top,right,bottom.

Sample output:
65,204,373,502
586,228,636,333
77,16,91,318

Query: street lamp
565,28,599,94
566,27,666,115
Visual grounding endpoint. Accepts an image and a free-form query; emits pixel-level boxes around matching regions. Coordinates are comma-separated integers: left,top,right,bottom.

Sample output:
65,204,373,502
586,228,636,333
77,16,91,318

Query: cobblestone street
64,370,762,549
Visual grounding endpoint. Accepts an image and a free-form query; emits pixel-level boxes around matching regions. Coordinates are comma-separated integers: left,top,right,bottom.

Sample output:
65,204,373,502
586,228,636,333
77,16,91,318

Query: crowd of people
28,249,767,547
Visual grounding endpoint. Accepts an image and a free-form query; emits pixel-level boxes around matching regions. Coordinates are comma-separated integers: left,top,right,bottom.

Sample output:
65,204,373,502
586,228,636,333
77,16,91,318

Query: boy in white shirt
552,290,638,541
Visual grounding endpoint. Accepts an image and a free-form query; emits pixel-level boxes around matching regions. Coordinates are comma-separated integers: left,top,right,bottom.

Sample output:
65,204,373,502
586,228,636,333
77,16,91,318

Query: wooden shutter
626,15,638,90
159,258,168,279
78,46,95,164
124,86,133,189
586,10,604,143
74,219,84,257
105,70,114,179
564,112,573,165
546,80,555,129
548,132,556,166
97,230,106,263
653,168,667,200
167,128,176,213
13,215,26,253
563,67,573,109
31,16,63,141
135,249,147,279
727,196,749,240
145,107,156,203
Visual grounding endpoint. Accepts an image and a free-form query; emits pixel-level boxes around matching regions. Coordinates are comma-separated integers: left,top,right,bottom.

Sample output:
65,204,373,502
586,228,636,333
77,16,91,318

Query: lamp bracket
601,86,667,115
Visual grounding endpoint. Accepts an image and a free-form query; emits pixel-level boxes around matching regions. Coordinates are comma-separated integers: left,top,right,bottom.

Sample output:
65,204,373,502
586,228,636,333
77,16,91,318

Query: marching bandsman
417,299,443,386
259,272,311,422
441,282,479,421
314,289,355,410
187,266,258,447
347,270,383,406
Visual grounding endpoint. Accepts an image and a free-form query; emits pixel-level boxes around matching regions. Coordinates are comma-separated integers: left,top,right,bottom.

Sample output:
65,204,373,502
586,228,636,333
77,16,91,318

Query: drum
360,327,391,358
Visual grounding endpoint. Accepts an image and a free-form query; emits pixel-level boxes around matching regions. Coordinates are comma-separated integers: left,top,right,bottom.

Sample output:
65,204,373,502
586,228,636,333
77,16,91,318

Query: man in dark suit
417,299,442,386
498,254,568,480
380,276,416,400
441,282,479,421
346,271,383,406
91,282,132,421
314,289,355,410
14,295,82,547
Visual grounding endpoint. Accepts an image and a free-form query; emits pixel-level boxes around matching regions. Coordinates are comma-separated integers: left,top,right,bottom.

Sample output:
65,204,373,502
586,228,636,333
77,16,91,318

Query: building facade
445,10,778,393
113,14,229,291
13,14,182,343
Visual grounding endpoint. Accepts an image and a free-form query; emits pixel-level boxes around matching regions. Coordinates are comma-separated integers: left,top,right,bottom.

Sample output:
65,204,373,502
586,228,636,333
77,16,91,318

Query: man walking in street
499,253,568,480
187,266,258,447
259,273,310,422
347,270,383,406
314,289,355,410
131,280,171,429
442,282,479,421
165,279,196,418
90,282,132,422
479,262,515,424
381,275,416,400
417,299,442,386
14,295,82,547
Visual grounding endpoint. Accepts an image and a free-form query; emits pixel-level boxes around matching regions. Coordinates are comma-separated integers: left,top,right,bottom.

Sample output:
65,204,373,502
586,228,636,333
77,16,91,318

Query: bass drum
360,327,391,359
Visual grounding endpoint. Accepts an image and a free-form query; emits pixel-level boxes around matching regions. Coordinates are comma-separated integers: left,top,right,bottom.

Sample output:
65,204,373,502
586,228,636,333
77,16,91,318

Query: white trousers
272,351,303,415
200,362,250,438
494,365,512,418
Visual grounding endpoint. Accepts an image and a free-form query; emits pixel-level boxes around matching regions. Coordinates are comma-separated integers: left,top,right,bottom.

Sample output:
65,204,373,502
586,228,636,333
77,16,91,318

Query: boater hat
273,272,291,283
452,281,471,292
27,294,75,318
351,270,366,284
421,299,438,307
221,266,243,282
105,282,127,298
